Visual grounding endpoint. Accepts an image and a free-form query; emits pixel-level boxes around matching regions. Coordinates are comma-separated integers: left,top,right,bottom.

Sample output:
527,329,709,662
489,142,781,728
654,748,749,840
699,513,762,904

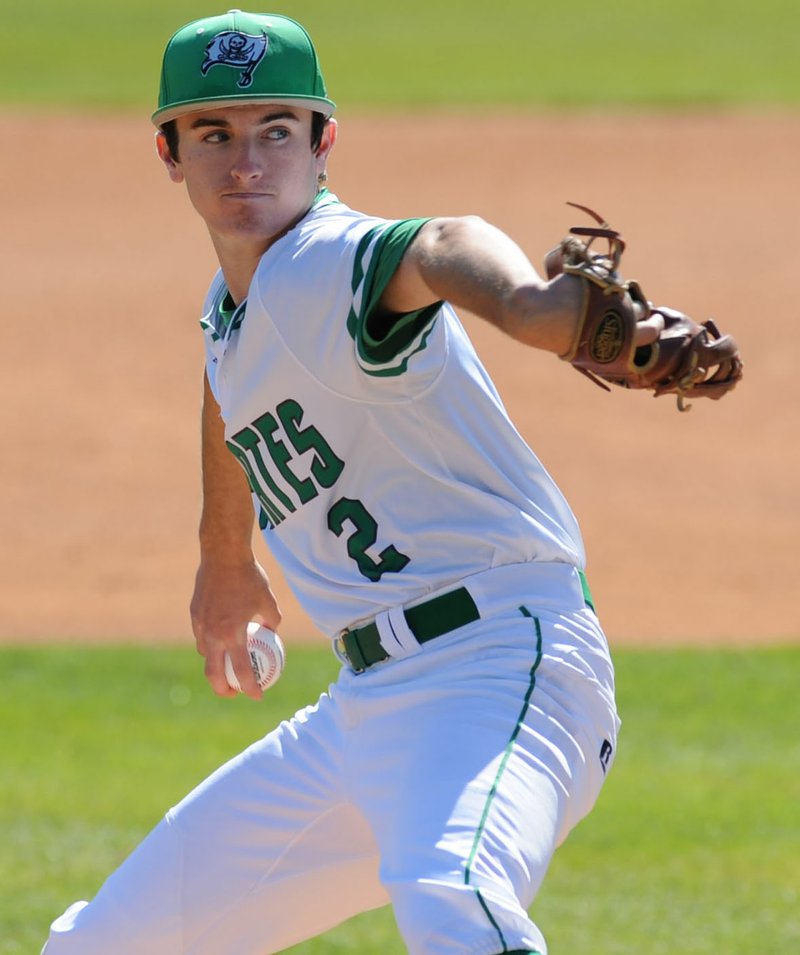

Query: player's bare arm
191,371,282,700
381,215,664,354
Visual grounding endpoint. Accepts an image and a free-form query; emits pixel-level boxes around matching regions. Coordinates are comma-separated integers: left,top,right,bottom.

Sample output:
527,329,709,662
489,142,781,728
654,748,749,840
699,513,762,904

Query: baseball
224,623,285,692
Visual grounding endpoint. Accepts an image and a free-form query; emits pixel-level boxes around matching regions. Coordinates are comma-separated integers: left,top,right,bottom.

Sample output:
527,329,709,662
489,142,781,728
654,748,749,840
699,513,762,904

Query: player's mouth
222,191,272,199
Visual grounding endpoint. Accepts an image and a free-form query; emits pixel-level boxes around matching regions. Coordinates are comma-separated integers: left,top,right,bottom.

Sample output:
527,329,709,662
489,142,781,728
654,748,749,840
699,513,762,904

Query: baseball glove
545,203,743,411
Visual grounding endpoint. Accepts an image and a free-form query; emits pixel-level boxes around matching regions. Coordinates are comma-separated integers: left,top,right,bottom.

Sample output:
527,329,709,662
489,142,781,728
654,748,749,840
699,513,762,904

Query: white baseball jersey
44,193,619,955
202,191,585,636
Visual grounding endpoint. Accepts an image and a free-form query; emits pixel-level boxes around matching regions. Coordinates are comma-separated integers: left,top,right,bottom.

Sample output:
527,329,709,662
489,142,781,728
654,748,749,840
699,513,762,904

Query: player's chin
218,212,288,244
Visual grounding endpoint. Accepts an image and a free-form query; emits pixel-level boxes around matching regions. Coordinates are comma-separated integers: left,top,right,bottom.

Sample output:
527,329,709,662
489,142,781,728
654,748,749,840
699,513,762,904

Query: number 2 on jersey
327,497,410,582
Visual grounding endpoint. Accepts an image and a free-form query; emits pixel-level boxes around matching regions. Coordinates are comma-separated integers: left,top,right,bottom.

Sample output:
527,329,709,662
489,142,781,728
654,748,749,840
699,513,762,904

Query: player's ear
314,118,337,173
155,131,184,184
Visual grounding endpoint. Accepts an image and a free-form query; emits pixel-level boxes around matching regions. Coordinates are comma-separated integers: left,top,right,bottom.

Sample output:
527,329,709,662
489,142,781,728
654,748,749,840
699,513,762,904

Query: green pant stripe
464,608,544,952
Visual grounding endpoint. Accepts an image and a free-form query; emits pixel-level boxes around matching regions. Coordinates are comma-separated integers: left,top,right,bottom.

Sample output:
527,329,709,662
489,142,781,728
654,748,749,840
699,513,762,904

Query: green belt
336,570,594,674
337,586,480,674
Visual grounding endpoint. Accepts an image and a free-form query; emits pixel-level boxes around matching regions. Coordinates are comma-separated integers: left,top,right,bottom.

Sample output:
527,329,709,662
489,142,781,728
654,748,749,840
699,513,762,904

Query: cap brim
152,94,336,126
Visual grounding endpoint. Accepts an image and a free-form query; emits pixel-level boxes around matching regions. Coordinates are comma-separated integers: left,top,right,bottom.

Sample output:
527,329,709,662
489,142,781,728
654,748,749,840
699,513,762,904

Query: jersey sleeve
349,218,443,376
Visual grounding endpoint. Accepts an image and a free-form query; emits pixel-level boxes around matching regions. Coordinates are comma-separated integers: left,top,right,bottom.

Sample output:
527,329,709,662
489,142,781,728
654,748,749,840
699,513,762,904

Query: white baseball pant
43,562,619,955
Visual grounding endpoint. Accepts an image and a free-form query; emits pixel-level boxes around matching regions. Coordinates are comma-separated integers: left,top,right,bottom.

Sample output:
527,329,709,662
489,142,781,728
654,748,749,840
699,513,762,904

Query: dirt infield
1,110,797,647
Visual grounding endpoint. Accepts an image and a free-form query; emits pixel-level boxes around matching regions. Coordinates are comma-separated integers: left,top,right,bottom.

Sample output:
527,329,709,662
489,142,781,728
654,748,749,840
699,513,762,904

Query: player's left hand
546,203,743,410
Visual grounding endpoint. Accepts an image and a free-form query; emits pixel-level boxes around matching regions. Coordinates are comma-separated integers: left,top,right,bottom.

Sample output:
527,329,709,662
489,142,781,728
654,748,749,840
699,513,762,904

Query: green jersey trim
201,192,340,344
348,218,442,377
200,286,246,342
312,187,340,209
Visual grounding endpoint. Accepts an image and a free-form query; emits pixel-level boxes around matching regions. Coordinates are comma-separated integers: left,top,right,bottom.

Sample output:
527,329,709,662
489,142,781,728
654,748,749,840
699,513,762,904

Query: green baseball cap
153,9,335,126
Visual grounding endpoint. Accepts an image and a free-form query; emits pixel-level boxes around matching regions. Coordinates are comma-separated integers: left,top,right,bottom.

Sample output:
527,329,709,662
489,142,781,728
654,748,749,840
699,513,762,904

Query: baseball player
42,9,741,955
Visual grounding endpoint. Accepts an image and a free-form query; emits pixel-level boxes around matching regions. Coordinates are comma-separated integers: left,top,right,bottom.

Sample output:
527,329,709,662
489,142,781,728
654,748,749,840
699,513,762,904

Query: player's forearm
198,469,256,565
198,373,256,564
411,216,584,355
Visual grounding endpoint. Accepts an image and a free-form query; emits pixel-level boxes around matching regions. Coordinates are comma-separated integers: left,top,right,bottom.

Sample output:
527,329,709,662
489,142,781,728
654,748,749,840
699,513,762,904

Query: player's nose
229,140,264,181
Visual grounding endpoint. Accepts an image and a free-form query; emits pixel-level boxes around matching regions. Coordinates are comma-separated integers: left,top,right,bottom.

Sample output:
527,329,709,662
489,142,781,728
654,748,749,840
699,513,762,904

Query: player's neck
209,213,304,304
210,239,264,305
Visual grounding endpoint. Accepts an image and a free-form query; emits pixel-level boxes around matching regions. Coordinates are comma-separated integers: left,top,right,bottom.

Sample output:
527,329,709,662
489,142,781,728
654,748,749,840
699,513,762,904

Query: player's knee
388,875,546,955
41,898,152,955
41,901,91,953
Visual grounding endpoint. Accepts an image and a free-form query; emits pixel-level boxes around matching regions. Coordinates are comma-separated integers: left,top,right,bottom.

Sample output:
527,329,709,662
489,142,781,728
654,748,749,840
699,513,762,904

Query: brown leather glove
546,203,743,411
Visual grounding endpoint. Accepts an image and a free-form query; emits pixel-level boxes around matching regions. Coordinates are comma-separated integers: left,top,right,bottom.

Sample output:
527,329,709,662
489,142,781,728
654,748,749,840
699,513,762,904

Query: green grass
2,0,799,111
2,644,798,954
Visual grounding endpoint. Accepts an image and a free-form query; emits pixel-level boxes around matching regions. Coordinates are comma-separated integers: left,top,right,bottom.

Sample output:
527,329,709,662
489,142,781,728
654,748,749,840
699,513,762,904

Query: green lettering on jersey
228,400,410,581
251,411,318,505
327,497,411,582
225,440,285,528
228,426,297,514
277,399,345,489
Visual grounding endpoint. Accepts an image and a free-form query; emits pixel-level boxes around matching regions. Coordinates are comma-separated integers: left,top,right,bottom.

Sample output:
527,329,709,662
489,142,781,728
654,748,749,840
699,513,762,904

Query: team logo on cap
201,31,268,88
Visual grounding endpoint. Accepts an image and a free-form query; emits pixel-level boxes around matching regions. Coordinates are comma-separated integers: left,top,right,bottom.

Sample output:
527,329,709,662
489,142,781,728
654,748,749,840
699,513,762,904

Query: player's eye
202,130,229,144
265,127,290,141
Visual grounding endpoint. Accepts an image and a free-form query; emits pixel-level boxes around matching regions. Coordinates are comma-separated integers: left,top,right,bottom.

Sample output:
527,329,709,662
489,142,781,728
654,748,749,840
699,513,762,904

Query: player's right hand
190,557,282,701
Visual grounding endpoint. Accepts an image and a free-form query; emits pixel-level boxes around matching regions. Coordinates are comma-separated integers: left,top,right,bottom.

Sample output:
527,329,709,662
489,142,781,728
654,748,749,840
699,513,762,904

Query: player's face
157,104,335,251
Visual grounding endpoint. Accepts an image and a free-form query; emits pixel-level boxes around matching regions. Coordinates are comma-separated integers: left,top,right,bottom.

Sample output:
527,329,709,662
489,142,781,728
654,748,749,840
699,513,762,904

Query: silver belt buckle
333,631,350,666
